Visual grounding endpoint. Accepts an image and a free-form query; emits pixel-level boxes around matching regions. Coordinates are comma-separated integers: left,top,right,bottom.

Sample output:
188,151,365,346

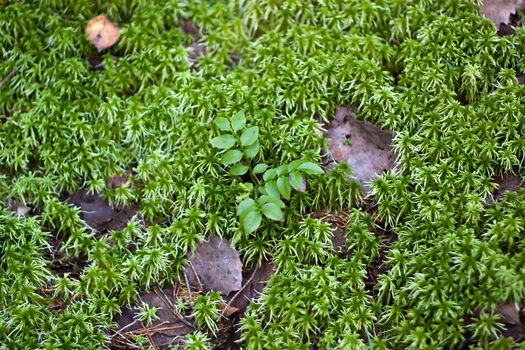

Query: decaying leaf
112,286,193,349
488,171,524,204
9,198,30,216
480,0,525,29
85,15,120,51
326,107,395,193
496,303,522,325
185,234,243,295
227,262,274,311
68,190,137,233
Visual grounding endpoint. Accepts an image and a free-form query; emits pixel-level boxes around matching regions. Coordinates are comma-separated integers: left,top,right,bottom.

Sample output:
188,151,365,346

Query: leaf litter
112,235,273,349
185,234,243,295
480,0,525,30
85,15,120,52
325,107,395,193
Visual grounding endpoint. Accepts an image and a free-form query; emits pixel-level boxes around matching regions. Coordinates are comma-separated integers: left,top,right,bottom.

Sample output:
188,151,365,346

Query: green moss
1,0,525,348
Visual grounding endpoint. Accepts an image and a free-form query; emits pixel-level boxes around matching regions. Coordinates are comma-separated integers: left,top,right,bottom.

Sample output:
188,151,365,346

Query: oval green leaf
253,163,268,174
240,126,259,146
214,117,231,131
230,163,249,176
276,176,291,200
221,150,243,165
210,134,236,149
297,162,324,175
261,203,284,221
237,198,255,216
231,112,246,131
265,180,280,199
241,210,262,234
244,139,260,159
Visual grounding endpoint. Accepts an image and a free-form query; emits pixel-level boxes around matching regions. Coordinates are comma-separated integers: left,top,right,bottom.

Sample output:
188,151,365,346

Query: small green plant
135,302,160,326
210,111,260,175
237,159,324,233
192,292,223,335
183,331,213,350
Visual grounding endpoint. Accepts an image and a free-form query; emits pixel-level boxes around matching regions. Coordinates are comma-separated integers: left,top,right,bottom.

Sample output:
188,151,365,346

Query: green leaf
230,163,249,176
276,176,291,200
239,182,253,192
297,162,324,175
210,134,236,149
221,150,243,165
261,203,284,221
214,117,231,131
265,180,280,199
253,163,268,174
241,210,262,233
289,172,306,192
240,126,259,146
287,160,303,172
237,198,255,216
244,139,260,159
276,165,288,176
259,195,285,208
231,112,246,131
263,168,276,181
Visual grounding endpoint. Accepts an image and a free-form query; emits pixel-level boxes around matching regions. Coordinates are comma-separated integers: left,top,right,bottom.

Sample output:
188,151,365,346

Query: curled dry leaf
85,15,120,52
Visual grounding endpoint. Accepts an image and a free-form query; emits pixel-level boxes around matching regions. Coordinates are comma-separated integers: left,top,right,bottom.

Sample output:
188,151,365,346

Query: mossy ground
1,0,525,349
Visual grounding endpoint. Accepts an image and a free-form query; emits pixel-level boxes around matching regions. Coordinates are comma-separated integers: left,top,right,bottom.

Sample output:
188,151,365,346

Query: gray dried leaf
326,107,395,193
480,0,525,29
185,234,243,295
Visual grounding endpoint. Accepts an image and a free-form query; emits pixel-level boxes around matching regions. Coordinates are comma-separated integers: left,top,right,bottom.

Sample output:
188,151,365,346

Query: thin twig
183,270,194,304
110,319,138,339
0,67,17,88
187,260,203,291
220,268,258,318
140,321,159,350
153,286,195,329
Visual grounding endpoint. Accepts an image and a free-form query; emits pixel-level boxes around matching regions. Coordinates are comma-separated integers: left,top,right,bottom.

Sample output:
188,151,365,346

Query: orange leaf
85,15,120,52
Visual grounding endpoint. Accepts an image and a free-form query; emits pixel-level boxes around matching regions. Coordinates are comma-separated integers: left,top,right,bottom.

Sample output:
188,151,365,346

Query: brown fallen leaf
67,190,137,233
85,15,120,52
107,172,131,188
9,198,31,216
480,0,525,29
185,234,243,295
112,285,194,349
326,107,395,193
496,302,523,325
221,305,240,317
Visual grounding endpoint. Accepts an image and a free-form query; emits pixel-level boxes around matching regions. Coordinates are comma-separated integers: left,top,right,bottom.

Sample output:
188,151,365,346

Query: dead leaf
9,198,30,216
496,303,522,325
480,0,525,29
67,190,137,233
85,15,120,52
221,305,240,317
112,285,193,349
107,172,130,188
185,234,243,295
326,107,395,193
488,171,524,204
227,262,274,311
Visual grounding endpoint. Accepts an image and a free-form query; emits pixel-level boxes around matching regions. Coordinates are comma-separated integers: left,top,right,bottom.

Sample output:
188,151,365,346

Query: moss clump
1,0,525,349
